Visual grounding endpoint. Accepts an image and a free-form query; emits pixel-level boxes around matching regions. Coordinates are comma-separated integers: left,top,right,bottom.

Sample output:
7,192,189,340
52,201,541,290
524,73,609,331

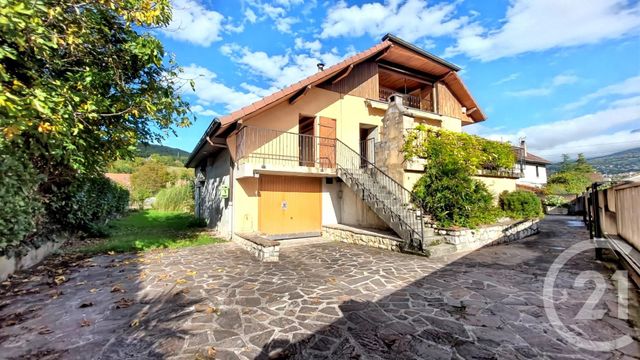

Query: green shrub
0,151,44,250
500,190,543,219
413,168,500,228
154,185,194,212
406,127,512,228
544,194,569,207
48,176,130,232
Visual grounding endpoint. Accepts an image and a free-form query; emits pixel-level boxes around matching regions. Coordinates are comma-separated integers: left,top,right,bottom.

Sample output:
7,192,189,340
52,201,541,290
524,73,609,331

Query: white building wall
199,150,232,238
322,179,340,225
517,163,547,187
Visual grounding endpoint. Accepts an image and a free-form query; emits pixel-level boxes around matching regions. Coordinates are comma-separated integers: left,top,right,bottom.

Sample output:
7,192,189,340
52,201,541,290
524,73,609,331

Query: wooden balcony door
299,116,315,166
319,117,336,168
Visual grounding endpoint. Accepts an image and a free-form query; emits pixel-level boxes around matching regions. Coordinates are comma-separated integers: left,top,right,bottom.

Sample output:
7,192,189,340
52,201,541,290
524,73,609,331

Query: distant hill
136,144,189,159
548,147,640,175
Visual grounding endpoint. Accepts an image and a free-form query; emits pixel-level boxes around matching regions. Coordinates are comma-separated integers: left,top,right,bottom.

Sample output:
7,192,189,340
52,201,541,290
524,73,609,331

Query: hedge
0,151,43,251
500,190,543,219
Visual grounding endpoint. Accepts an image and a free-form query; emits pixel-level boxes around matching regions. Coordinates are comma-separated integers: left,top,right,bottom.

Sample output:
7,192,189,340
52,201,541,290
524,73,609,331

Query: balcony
234,126,337,178
379,87,434,112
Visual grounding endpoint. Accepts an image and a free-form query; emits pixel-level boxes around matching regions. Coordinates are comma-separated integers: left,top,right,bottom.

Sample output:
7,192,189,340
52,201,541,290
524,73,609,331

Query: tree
0,0,192,242
546,154,599,195
0,0,191,182
131,162,171,205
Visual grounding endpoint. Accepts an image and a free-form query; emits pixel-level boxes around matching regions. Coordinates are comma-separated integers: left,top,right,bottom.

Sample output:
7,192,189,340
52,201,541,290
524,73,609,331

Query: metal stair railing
335,139,424,251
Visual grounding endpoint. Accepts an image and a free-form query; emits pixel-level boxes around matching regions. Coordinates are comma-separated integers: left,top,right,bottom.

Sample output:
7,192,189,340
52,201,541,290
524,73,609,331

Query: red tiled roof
513,147,551,164
105,173,131,189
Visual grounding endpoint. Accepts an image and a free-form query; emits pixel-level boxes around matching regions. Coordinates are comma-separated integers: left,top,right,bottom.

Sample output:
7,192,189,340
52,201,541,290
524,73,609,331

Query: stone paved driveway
0,216,639,359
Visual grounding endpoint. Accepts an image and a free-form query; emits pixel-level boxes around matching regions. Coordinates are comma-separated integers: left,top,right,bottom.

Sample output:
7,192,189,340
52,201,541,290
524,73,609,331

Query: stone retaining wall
0,237,65,281
233,234,279,262
433,219,540,252
322,224,403,252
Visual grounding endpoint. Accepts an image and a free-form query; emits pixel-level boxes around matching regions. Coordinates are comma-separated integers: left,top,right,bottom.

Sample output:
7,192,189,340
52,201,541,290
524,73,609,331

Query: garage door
259,175,322,236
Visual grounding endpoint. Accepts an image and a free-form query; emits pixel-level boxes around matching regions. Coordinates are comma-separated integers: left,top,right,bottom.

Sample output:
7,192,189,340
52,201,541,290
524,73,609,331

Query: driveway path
0,216,638,359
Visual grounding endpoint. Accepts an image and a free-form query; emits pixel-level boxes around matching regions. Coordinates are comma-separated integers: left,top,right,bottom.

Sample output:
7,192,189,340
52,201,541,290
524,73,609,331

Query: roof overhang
186,34,488,164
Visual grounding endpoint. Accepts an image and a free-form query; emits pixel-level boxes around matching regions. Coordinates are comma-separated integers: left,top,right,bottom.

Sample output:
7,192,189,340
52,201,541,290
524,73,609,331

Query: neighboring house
186,34,507,247
105,173,132,189
514,140,550,188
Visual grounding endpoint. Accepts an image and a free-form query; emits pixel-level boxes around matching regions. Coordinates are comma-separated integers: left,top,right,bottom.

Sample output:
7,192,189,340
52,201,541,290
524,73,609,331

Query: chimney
317,62,325,72
389,93,406,112
520,138,527,157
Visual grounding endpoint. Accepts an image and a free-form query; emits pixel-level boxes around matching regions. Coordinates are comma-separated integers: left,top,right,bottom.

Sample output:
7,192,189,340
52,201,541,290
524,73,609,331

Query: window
535,166,539,177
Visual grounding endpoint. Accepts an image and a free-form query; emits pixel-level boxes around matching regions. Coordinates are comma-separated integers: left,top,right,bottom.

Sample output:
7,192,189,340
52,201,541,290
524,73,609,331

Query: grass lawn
75,210,225,254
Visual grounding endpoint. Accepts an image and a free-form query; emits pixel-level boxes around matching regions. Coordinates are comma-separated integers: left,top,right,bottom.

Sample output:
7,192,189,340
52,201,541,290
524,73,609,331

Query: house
515,140,550,188
186,34,511,250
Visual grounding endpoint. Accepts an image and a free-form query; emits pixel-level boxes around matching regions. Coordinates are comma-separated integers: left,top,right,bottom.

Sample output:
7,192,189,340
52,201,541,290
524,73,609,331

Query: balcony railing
236,126,337,169
379,87,434,112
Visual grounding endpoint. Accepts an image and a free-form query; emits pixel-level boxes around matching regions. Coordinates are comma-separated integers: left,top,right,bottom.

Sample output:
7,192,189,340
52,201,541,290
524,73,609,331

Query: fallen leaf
79,302,94,308
80,319,91,327
89,288,98,293
130,319,139,327
50,290,63,299
111,285,125,293
207,346,217,358
76,281,87,286
4,319,17,326
175,279,187,284
115,298,134,309
186,270,197,277
206,306,219,315
157,274,170,281
107,251,115,256
38,326,53,335
53,276,66,285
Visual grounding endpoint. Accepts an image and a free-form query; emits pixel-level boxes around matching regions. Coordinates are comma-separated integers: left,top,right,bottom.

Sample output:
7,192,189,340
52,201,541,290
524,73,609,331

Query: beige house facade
186,34,517,247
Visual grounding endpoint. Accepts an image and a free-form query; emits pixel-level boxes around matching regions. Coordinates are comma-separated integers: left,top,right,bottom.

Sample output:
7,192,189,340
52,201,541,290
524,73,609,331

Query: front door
258,175,322,236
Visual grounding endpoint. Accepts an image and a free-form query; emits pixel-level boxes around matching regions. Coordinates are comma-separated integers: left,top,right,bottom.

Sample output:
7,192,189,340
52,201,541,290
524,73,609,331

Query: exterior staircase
335,139,447,254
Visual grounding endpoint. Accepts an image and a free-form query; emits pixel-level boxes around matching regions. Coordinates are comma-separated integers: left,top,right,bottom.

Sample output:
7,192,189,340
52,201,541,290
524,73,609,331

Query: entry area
258,175,322,237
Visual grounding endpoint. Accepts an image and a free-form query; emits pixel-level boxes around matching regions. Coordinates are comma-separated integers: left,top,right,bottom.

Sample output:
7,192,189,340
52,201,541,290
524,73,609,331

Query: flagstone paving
0,216,639,359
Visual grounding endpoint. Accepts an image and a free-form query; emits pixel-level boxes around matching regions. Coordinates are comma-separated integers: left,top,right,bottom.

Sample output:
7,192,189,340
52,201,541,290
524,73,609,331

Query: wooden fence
583,180,640,285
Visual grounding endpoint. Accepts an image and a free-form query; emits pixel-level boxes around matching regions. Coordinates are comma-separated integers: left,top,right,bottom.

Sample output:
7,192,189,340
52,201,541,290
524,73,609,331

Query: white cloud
493,73,520,85
445,0,640,61
551,74,579,86
563,75,640,110
181,64,263,111
275,16,300,33
221,43,355,88
320,0,468,42
245,8,257,23
467,101,640,160
191,105,219,117
161,0,225,47
506,72,580,97
294,38,322,52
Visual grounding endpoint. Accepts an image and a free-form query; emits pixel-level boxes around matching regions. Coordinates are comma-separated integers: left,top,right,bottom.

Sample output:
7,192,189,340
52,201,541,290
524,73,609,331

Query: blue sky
155,0,640,161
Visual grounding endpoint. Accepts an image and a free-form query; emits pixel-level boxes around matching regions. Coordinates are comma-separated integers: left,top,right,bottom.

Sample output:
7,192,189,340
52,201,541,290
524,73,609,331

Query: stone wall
233,234,279,262
429,219,540,252
322,224,403,252
0,236,66,281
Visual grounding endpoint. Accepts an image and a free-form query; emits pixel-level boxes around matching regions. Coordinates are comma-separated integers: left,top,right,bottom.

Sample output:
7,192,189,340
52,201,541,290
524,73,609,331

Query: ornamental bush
499,190,543,219
413,167,501,228
405,127,514,228
154,185,194,212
